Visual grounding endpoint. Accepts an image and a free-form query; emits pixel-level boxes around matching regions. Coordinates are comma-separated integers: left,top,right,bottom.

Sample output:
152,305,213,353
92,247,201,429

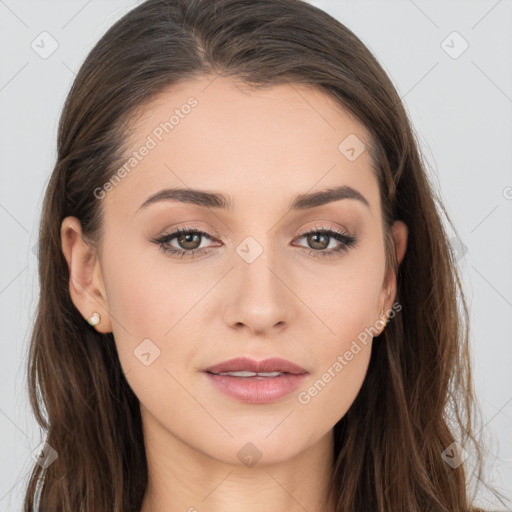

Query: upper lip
205,357,308,375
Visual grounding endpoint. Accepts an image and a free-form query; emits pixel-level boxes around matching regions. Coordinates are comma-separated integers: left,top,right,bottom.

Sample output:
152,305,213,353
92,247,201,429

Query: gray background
0,0,511,510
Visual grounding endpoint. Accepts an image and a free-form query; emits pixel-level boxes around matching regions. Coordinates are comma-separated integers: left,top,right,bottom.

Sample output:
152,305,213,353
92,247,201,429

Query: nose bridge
223,228,293,335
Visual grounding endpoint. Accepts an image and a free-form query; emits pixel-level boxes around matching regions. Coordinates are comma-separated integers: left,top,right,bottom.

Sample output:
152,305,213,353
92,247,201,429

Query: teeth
218,371,257,377
217,371,283,378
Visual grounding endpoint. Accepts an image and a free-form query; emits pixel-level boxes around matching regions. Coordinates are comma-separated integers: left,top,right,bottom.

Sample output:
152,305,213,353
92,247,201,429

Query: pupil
179,232,200,249
309,233,328,250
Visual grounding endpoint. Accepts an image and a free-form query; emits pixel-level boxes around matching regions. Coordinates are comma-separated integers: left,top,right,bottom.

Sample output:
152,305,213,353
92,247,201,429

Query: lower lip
204,372,308,404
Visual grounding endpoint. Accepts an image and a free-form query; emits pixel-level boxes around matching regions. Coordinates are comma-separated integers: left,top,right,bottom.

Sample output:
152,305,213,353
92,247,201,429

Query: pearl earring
87,312,101,326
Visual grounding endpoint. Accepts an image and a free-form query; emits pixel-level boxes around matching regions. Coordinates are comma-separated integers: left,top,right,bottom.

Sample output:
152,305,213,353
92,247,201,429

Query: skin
61,76,407,512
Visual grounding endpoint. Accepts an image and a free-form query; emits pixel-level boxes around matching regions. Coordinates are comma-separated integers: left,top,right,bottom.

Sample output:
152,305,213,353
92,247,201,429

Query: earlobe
60,216,112,333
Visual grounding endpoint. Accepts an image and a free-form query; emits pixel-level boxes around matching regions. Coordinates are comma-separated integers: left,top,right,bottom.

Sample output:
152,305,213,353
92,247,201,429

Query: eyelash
152,225,358,259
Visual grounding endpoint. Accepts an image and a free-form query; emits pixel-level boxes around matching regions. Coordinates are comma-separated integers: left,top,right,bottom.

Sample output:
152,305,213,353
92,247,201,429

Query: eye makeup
151,224,358,260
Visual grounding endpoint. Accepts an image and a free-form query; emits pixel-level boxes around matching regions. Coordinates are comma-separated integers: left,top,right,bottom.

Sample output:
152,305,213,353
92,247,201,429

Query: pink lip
204,357,309,404
205,357,308,375
204,372,308,404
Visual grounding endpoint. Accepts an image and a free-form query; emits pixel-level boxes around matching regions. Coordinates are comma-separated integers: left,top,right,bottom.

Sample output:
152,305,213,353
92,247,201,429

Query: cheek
296,269,381,427
305,255,385,342
99,241,170,369
101,235,192,334
103,261,163,336
296,245,384,418
100,241,214,380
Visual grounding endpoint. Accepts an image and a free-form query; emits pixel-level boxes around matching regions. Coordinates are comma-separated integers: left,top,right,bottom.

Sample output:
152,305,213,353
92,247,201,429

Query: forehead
104,76,379,218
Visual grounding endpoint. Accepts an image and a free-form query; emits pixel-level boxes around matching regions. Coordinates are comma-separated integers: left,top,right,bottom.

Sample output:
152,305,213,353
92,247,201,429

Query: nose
221,245,295,339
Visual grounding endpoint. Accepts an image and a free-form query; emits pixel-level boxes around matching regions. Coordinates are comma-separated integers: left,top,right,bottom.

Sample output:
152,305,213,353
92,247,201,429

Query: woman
25,0,499,510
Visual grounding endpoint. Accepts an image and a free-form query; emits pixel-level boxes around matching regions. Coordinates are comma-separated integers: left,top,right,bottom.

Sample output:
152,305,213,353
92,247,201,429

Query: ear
60,216,112,333
376,220,408,331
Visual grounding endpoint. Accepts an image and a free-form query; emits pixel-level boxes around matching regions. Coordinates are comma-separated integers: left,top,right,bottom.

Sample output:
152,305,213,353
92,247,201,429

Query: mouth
203,357,309,404
204,356,309,375
210,370,287,378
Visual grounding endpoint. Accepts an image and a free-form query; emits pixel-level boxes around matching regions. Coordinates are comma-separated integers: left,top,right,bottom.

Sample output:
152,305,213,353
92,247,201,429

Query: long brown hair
24,0,502,510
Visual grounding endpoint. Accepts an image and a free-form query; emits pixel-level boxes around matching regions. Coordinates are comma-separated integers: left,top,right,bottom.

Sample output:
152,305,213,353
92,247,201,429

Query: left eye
152,226,357,259
292,227,358,257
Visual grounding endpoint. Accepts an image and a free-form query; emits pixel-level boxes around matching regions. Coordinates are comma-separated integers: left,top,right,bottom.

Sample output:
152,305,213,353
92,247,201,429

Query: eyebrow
136,185,370,213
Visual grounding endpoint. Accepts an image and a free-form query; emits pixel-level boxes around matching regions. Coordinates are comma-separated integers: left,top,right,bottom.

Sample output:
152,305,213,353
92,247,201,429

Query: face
62,76,407,467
